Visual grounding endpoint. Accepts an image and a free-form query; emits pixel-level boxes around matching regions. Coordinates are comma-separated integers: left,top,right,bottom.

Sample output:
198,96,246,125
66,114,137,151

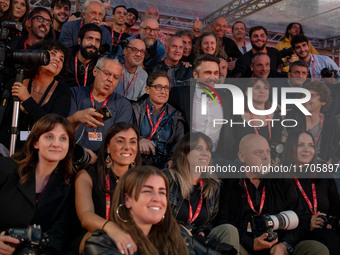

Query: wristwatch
282,241,294,254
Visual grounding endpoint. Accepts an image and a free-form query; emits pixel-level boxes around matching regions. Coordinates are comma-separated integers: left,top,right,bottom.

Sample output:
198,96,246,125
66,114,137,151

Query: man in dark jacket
217,134,329,255
150,36,193,87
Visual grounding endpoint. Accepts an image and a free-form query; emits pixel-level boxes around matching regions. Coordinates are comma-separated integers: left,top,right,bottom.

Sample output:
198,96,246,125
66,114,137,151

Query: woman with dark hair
0,40,71,152
193,32,227,60
164,132,239,254
0,0,29,25
0,113,75,254
84,166,189,255
284,81,340,163
232,78,282,160
280,130,340,255
75,122,142,254
132,70,185,168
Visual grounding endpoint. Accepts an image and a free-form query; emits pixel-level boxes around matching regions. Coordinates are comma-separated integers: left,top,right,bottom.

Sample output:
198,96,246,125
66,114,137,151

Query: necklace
32,86,46,94
112,170,119,183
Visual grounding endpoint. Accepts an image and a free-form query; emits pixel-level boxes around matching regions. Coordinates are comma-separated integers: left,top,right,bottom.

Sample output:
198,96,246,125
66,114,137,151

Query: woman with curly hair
0,40,71,152
193,32,228,60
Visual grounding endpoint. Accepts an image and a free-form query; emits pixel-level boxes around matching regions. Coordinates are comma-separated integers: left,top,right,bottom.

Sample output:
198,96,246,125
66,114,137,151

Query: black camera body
318,215,340,229
321,68,339,79
251,210,299,242
251,214,278,241
279,47,295,59
5,224,49,255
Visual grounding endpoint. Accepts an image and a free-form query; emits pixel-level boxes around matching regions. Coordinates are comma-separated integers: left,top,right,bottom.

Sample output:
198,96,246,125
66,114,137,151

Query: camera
279,47,295,59
0,20,50,74
318,215,340,229
5,224,49,255
251,210,299,241
320,68,339,79
73,143,91,170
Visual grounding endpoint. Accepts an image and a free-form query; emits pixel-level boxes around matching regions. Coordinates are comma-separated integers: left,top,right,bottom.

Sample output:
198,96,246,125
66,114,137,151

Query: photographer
132,70,185,168
0,114,75,254
217,134,328,255
0,40,71,153
281,130,340,255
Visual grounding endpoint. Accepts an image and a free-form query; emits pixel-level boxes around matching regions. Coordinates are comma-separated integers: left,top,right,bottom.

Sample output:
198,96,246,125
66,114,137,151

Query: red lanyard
249,113,271,141
24,40,27,50
311,55,316,78
294,178,317,215
90,90,109,109
243,179,265,215
35,181,49,205
105,174,110,220
146,103,166,140
242,41,247,54
188,179,203,223
306,114,323,145
122,72,137,96
111,30,122,46
80,20,83,29
75,54,89,87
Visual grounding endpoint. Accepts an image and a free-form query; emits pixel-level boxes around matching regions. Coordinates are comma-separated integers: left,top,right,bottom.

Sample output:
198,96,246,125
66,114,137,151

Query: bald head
211,17,228,39
145,6,160,20
238,134,271,177
166,36,184,64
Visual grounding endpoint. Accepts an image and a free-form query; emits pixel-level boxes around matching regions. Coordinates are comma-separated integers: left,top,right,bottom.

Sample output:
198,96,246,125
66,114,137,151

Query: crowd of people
0,0,340,254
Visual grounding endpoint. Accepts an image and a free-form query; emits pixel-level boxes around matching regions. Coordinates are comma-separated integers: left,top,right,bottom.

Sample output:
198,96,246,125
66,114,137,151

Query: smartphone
95,106,112,121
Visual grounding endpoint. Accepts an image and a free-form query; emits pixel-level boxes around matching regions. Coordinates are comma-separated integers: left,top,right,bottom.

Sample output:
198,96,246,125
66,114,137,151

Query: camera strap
243,179,265,215
187,178,203,223
294,178,317,214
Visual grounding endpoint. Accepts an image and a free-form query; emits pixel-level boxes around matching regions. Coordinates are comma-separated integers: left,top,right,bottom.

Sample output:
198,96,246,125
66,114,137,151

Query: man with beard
107,5,130,54
168,54,234,159
117,17,166,72
150,36,193,87
59,0,111,48
124,8,138,35
115,39,148,101
65,23,102,87
233,26,283,78
276,23,319,72
9,7,52,50
51,0,71,40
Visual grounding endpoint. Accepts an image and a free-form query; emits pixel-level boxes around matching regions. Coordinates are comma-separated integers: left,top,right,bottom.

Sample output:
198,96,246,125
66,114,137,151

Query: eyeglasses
149,84,170,92
140,26,160,34
31,15,53,26
126,46,146,55
97,67,121,80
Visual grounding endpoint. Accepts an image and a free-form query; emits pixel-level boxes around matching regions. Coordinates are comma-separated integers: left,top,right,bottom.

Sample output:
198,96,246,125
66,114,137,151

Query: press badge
88,132,102,141
20,131,30,141
247,222,252,233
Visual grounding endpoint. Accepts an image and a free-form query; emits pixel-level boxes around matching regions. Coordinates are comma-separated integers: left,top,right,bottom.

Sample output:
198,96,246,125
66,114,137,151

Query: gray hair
82,0,105,15
140,17,159,27
96,56,122,69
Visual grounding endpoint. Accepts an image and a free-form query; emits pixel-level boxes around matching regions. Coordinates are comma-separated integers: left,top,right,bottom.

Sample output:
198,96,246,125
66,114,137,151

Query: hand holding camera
0,231,20,255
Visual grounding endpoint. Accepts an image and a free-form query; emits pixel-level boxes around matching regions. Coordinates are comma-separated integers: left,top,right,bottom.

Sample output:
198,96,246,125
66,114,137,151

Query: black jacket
149,60,193,87
0,157,74,254
217,176,308,253
164,169,220,234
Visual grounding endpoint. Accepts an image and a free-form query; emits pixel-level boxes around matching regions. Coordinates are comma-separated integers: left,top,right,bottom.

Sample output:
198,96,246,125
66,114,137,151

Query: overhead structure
201,0,284,24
